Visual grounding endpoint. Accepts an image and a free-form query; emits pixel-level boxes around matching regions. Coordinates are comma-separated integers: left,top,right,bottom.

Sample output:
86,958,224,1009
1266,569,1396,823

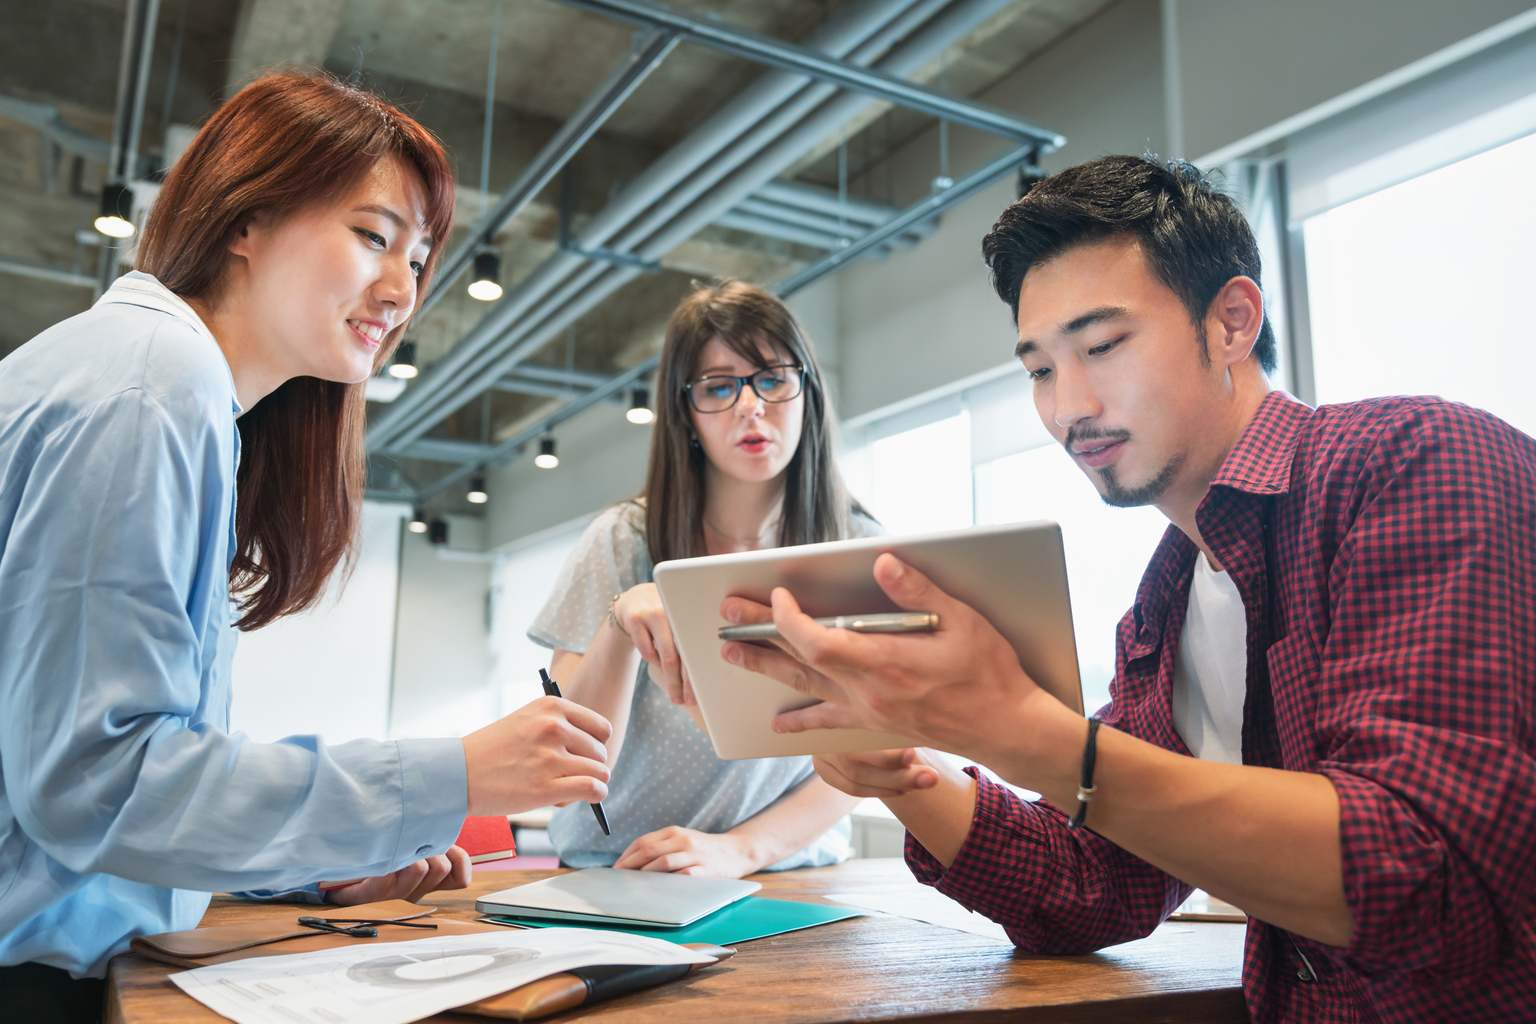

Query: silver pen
719,611,938,642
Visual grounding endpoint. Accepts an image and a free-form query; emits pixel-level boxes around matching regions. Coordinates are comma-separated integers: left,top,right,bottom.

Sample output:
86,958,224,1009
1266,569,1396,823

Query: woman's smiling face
688,337,805,486
227,156,433,386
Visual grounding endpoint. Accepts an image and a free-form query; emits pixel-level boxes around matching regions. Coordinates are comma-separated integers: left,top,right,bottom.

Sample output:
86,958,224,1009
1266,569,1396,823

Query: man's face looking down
1014,236,1249,514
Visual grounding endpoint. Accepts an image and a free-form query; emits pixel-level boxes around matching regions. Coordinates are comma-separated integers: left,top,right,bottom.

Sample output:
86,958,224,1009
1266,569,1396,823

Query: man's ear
1206,275,1264,368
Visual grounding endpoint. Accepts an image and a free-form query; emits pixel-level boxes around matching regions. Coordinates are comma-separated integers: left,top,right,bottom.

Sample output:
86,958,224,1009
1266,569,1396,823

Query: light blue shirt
0,273,468,978
529,502,856,870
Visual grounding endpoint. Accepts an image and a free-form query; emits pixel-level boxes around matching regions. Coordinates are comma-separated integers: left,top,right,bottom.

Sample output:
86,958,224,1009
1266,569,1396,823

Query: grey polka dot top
529,501,876,870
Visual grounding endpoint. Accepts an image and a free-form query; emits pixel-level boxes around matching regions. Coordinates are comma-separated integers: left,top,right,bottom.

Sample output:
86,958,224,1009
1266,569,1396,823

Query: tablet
475,868,761,927
651,521,1083,760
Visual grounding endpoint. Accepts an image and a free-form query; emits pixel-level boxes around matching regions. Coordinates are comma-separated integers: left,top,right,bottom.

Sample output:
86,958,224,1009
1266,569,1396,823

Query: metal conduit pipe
378,0,1029,457
731,197,898,236
753,179,905,223
378,0,1024,456
571,0,932,252
366,0,924,450
373,2,943,454
714,211,859,250
581,0,955,269
622,0,1024,258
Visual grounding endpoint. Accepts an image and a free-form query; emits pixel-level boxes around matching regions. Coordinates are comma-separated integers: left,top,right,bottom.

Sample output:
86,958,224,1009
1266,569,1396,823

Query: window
975,446,1166,716
844,387,1166,718
1303,130,1536,435
857,411,973,535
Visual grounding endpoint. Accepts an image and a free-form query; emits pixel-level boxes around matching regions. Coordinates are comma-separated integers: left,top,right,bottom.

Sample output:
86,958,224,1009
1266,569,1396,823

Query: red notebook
455,815,517,864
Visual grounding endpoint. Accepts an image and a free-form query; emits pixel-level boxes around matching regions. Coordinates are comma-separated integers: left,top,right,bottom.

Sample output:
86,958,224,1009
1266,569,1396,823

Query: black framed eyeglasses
684,364,804,413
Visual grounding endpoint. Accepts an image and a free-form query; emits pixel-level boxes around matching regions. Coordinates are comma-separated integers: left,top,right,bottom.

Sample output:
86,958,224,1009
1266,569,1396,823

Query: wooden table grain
106,859,1250,1024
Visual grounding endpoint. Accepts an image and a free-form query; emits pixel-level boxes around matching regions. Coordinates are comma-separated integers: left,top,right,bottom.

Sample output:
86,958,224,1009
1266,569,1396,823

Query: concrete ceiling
0,0,1110,513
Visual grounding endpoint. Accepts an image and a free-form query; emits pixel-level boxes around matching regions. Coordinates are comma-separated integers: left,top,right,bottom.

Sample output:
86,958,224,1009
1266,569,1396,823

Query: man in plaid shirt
722,156,1536,1021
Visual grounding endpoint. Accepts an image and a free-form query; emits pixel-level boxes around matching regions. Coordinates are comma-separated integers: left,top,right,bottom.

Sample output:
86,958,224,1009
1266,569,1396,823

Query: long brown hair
642,279,866,564
136,73,454,630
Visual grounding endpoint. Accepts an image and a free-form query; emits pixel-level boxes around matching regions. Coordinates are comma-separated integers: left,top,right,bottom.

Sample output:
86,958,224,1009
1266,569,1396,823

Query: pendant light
389,341,418,379
467,475,489,504
407,508,429,533
95,183,135,238
625,386,653,425
468,250,503,301
534,436,559,469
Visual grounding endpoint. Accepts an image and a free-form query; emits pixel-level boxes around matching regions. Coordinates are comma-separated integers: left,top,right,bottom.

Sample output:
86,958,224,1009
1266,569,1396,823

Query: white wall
230,501,405,744
1175,0,1535,161
388,513,496,738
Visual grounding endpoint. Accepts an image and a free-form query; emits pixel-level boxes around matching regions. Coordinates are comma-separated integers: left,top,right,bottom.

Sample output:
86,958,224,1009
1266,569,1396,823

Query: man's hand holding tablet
718,552,1086,803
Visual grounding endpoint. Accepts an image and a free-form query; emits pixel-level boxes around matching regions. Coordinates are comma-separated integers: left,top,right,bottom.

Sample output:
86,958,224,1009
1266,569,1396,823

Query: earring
688,435,701,450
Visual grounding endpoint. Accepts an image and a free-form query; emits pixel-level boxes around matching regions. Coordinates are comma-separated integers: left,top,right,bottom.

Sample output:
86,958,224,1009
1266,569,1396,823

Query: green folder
485,895,864,945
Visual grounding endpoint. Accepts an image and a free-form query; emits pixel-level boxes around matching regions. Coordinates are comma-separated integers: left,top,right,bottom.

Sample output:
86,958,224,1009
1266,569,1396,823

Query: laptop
476,868,762,928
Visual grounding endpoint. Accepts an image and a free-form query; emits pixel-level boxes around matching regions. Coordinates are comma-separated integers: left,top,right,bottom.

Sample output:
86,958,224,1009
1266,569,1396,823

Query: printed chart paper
169,927,713,1024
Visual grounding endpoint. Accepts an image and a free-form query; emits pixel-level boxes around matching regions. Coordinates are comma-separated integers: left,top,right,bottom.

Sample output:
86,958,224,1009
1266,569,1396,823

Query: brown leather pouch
131,901,733,1020
457,944,736,1020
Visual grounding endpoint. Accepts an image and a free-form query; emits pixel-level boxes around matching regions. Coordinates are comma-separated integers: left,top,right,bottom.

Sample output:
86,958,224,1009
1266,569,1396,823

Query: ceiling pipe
400,141,1036,498
97,0,162,297
384,2,1054,501
774,142,1040,296
753,179,913,226
376,0,1036,459
367,0,932,451
554,0,1060,145
415,28,679,320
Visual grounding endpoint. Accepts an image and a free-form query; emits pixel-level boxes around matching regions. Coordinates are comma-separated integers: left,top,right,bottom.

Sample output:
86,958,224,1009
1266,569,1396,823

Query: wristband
608,594,629,638
1067,717,1102,829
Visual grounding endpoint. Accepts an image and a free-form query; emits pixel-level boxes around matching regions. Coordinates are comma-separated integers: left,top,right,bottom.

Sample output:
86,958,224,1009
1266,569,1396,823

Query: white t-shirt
1170,551,1248,764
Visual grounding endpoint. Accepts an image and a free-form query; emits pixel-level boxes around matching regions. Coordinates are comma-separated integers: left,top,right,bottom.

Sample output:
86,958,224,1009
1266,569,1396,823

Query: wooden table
106,859,1250,1024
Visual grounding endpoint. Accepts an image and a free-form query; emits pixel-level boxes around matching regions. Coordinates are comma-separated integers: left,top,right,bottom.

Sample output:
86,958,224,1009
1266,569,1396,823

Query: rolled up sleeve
906,770,1189,953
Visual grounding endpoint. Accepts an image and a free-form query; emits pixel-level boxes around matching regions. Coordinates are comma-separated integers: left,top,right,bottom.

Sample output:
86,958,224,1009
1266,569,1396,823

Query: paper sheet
824,885,1012,942
169,927,713,1024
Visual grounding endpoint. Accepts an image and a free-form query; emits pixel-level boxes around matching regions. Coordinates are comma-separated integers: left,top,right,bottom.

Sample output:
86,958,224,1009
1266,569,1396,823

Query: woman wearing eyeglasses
530,279,876,877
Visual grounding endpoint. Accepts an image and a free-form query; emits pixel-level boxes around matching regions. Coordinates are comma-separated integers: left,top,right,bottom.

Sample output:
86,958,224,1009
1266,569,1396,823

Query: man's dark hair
982,155,1277,374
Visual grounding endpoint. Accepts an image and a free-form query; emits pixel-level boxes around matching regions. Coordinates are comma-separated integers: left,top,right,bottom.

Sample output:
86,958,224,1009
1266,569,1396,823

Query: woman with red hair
0,74,610,1022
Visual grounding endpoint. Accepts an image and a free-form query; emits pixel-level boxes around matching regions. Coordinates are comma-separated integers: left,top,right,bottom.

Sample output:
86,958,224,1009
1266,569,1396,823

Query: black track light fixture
95,183,135,238
407,508,429,534
535,436,559,469
389,341,419,379
467,475,489,504
468,250,502,301
626,386,653,425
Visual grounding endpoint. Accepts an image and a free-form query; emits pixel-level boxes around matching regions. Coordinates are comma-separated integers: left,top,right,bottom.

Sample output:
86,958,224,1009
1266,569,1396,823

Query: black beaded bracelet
1067,717,1103,829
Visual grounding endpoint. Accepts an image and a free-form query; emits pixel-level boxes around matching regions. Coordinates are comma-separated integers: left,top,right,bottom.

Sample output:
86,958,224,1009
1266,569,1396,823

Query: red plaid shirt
907,391,1536,1023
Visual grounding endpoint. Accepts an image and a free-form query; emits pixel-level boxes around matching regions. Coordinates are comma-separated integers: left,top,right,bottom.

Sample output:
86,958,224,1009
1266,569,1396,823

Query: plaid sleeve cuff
904,767,1187,953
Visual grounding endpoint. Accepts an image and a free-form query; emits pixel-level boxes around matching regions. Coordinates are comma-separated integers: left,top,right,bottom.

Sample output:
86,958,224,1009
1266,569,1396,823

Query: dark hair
981,155,1276,373
642,279,865,564
136,73,455,630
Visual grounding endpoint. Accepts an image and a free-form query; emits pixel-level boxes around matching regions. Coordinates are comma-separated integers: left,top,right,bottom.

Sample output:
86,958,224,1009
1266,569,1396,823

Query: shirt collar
96,271,242,415
1207,390,1313,497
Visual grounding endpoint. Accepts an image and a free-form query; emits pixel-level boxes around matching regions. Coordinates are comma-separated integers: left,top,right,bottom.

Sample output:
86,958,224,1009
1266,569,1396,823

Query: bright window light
865,412,973,536
974,445,1167,716
1304,130,1536,437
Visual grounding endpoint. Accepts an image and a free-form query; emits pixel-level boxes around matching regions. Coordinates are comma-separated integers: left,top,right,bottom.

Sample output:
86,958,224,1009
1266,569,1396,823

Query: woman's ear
228,211,269,260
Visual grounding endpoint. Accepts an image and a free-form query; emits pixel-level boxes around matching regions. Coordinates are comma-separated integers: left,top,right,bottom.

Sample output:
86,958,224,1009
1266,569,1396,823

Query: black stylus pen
539,668,611,836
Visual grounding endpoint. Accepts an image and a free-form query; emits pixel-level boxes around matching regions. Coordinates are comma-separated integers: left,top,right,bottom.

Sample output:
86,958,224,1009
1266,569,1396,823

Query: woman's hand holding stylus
461,696,612,816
